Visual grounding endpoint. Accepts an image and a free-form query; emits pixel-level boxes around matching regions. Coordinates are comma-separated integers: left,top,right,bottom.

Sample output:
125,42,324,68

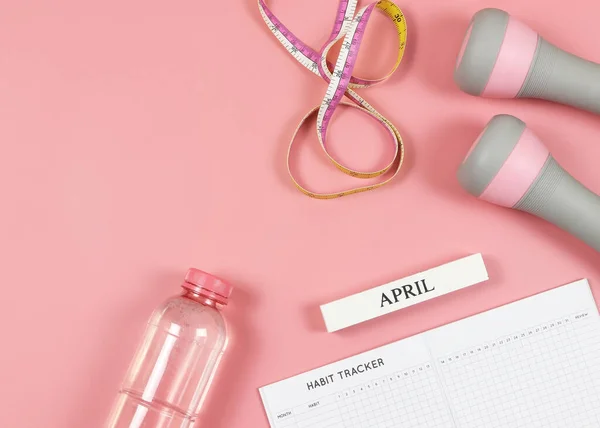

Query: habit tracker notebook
259,280,600,427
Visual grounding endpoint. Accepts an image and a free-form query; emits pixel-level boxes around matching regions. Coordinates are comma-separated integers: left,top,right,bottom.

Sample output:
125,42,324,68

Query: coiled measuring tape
258,0,408,199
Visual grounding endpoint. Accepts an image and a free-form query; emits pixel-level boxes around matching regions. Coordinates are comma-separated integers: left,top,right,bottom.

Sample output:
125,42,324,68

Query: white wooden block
320,254,489,332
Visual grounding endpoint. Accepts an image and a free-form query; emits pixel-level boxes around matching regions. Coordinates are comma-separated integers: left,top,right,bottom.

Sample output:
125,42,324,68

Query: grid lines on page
437,311,600,427
335,363,454,428
272,362,454,428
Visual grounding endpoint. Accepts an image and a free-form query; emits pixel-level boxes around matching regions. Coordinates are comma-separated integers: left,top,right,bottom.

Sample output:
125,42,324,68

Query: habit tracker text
306,358,385,391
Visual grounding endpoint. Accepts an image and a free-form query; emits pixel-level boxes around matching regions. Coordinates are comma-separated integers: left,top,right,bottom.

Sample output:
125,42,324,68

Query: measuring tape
258,0,408,199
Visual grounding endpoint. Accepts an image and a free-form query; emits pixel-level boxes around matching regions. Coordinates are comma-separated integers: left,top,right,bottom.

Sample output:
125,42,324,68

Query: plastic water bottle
105,268,233,428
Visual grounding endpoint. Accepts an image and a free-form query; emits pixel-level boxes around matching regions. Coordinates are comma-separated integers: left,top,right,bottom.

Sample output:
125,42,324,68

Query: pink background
2,0,600,427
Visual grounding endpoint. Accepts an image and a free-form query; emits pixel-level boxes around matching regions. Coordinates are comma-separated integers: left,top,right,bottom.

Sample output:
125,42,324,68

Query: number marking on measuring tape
258,0,408,199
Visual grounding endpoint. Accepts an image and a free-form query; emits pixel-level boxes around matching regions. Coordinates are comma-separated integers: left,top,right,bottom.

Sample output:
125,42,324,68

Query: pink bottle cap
183,268,233,305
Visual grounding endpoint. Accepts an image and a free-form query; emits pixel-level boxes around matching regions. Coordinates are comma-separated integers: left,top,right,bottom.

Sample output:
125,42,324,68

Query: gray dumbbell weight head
458,114,600,252
455,9,600,114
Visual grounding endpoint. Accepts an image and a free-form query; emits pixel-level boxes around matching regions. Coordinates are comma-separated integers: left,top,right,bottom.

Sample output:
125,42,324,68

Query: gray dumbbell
455,8,600,115
458,114,600,252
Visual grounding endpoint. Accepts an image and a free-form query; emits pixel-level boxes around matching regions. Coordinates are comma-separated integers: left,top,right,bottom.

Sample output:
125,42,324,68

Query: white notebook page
259,280,600,427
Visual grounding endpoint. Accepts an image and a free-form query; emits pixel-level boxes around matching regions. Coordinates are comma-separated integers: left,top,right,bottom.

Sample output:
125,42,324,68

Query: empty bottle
105,268,233,428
